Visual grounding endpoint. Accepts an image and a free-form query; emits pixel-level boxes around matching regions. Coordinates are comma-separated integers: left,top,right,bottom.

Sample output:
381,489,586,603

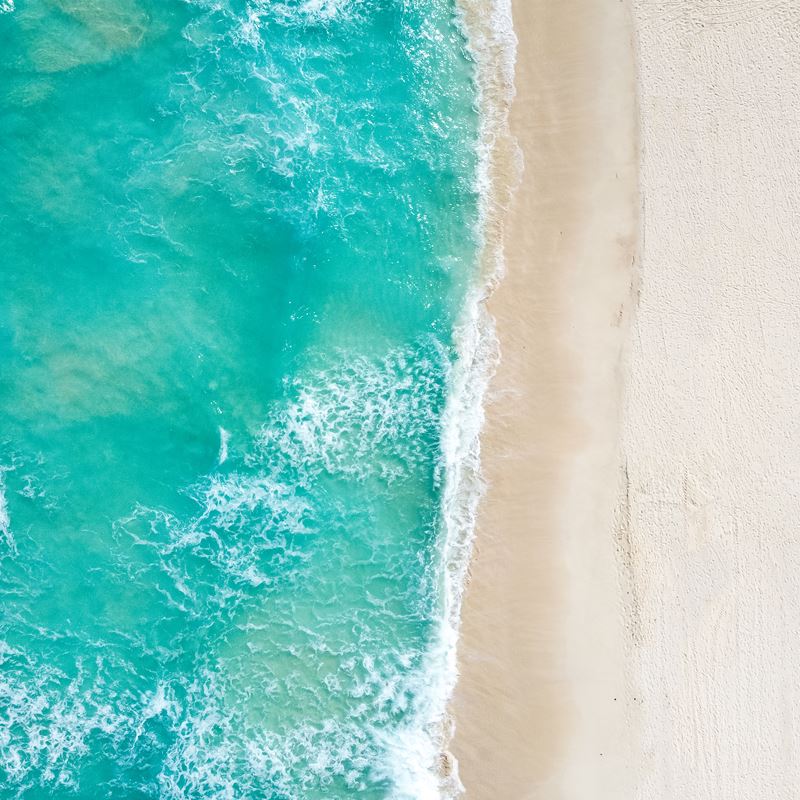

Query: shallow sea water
0,1,481,798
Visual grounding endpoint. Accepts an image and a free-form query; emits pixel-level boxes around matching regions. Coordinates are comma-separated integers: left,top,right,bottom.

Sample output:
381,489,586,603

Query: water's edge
0,2,518,794
426,1,520,796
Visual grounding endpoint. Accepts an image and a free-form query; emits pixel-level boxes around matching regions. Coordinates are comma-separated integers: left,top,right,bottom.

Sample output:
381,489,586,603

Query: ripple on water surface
0,0,481,797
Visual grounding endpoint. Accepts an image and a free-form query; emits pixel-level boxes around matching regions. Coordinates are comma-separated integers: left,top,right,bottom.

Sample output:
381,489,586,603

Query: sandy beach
450,0,638,796
453,0,800,797
620,2,800,797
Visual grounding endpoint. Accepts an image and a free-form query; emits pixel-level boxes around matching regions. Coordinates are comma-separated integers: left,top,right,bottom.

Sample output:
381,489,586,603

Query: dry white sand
620,2,800,797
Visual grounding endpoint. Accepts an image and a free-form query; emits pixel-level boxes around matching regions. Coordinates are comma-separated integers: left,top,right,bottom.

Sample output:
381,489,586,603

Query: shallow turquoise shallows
0,1,480,798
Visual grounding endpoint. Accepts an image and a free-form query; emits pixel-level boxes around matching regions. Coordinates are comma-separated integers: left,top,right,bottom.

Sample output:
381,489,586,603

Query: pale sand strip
621,3,800,798
450,1,638,797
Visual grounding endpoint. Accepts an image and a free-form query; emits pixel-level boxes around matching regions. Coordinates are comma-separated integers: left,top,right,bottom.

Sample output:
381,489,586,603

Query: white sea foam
394,1,520,797
0,324,483,796
0,655,128,788
297,0,351,19
264,0,356,26
217,426,231,465
255,345,446,485
114,343,446,629
0,469,14,554
1,647,418,797
155,664,394,799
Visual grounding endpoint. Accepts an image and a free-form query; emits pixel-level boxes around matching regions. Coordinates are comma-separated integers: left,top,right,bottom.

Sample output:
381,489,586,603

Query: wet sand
450,1,638,796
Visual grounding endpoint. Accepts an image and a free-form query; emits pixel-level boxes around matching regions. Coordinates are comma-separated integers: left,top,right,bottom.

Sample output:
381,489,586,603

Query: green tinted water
0,1,480,797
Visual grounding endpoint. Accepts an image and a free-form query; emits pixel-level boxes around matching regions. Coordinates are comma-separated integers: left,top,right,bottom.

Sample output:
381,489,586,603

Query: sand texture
450,0,638,796
621,2,800,797
453,1,800,796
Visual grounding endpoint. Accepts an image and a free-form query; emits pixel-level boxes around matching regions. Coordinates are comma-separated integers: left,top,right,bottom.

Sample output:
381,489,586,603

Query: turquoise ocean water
0,0,483,797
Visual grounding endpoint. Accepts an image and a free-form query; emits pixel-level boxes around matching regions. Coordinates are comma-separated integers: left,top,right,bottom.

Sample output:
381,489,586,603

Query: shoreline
449,1,639,796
